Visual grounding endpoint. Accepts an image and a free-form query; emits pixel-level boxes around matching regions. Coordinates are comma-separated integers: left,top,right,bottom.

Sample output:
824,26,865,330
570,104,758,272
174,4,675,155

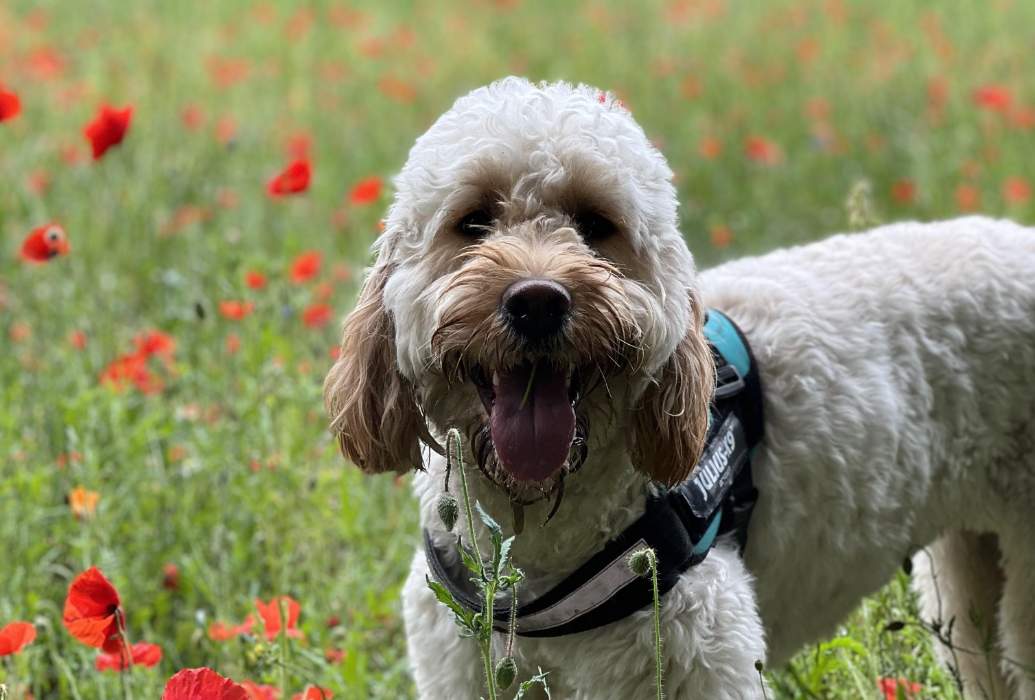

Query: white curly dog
324,78,1035,699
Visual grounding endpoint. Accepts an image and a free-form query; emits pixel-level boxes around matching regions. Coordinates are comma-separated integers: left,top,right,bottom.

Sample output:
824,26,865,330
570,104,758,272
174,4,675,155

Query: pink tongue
489,364,576,482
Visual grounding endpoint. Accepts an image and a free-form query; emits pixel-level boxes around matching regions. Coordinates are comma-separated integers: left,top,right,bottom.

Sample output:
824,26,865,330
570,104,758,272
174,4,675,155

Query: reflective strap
511,538,648,634
690,511,722,558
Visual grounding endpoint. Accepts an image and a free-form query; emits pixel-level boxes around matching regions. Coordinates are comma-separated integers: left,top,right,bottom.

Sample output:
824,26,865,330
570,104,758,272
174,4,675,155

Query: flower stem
114,609,134,700
648,551,664,700
447,428,483,569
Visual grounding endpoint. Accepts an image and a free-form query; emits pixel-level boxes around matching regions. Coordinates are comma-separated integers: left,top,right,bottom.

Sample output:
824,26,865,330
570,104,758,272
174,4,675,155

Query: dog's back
699,216,1035,678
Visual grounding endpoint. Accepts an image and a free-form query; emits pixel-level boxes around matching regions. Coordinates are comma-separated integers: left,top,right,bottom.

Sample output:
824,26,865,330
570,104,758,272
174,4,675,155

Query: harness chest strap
424,308,764,638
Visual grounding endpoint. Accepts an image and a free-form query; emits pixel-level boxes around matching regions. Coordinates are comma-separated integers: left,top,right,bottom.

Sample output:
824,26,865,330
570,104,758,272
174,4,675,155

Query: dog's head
325,78,714,502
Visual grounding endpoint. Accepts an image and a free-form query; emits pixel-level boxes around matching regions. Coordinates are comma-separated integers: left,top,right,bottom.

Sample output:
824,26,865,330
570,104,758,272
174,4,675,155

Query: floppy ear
323,261,426,474
630,290,715,486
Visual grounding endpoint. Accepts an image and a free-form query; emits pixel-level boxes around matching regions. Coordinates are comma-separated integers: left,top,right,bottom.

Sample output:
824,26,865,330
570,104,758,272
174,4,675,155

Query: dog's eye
456,209,494,238
573,211,617,243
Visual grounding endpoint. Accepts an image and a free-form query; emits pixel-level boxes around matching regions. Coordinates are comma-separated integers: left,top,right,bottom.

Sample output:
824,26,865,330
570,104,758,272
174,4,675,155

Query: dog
324,77,1035,699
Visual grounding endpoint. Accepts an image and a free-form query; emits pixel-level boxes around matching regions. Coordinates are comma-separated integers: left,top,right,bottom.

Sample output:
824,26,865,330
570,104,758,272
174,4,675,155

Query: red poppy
302,303,332,329
267,158,311,197
285,132,312,159
349,176,382,205
291,688,332,700
181,104,205,130
1004,176,1031,204
69,330,88,350
245,270,267,289
744,135,782,165
100,352,163,394
710,225,733,249
63,567,124,653
219,300,255,320
878,677,921,700
162,563,180,590
134,330,176,358
0,86,21,122
216,116,238,145
325,647,346,663
20,223,70,263
973,84,1012,113
241,681,280,700
226,333,241,354
290,251,322,283
254,596,302,640
956,183,981,212
890,179,916,204
95,641,162,671
208,614,254,641
0,621,36,656
162,668,249,700
83,104,133,160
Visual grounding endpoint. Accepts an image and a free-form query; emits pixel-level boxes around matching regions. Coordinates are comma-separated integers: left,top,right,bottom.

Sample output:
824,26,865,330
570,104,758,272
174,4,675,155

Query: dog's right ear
323,261,426,474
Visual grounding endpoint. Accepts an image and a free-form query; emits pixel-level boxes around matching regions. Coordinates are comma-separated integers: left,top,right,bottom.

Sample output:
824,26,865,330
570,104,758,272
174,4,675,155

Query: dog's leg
402,551,488,700
997,526,1035,699
913,531,1009,699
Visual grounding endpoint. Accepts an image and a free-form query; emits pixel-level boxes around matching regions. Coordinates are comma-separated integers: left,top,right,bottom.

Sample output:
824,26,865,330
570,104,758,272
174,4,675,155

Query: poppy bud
494,655,517,690
437,493,459,531
627,548,656,578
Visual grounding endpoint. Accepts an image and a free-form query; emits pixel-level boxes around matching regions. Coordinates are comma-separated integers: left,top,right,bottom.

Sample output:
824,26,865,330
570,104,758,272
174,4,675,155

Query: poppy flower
241,681,280,700
207,614,255,641
744,135,782,165
254,597,302,640
69,486,100,519
710,225,733,249
890,179,916,204
131,330,176,359
285,132,312,159
219,300,255,320
245,270,267,289
291,688,332,700
302,303,332,329
0,86,21,122
956,183,981,211
83,104,133,160
0,621,36,656
1003,176,1031,204
878,677,922,700
162,668,249,700
349,176,382,205
225,333,241,354
325,647,346,663
95,641,162,671
69,330,88,350
267,158,311,197
20,223,70,264
290,251,322,283
100,353,163,394
973,85,1012,113
162,563,180,591
181,104,205,130
63,567,124,653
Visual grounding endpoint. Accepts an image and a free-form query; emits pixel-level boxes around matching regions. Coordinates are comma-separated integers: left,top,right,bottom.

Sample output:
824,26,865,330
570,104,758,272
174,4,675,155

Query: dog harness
424,309,764,638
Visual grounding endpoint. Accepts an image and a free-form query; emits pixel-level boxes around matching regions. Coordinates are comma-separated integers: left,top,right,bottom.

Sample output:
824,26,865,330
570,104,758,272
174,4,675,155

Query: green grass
1,0,1032,696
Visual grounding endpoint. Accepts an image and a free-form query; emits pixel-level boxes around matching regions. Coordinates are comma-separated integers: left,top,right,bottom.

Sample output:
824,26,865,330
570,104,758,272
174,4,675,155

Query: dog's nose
502,278,571,340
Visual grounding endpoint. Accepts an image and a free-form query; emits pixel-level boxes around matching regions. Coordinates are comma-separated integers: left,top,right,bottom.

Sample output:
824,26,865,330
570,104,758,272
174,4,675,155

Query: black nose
502,278,571,340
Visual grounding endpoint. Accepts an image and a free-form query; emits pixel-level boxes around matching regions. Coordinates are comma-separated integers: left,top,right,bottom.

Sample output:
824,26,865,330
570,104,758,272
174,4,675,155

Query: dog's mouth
470,362,584,486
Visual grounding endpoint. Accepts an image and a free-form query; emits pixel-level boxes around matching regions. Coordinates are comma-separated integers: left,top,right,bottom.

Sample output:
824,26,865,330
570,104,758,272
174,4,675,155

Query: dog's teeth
492,371,500,387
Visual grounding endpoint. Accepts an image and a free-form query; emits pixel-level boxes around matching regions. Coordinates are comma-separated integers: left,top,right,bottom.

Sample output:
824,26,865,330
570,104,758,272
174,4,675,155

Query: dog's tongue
490,363,575,482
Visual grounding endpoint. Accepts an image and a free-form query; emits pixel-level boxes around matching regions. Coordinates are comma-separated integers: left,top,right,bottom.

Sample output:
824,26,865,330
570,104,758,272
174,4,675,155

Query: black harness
424,309,764,638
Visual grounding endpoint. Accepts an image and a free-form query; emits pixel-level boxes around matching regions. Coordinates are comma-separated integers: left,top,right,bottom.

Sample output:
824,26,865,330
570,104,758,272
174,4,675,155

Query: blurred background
1,0,1032,697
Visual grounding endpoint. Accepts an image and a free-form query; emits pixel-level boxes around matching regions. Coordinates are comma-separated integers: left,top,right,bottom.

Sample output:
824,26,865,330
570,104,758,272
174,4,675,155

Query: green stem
278,598,289,700
114,609,134,700
648,552,664,700
447,429,483,569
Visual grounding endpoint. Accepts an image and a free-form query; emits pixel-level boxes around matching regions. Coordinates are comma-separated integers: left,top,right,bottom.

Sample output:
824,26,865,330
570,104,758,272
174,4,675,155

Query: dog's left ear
630,291,715,486
323,260,428,474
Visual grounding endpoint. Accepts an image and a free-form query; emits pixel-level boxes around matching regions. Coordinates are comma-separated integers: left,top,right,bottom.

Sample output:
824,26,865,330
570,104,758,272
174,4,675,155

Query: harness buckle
713,362,745,400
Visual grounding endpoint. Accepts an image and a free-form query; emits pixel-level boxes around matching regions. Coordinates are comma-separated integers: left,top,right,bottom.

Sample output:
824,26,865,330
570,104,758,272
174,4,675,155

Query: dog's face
325,78,714,502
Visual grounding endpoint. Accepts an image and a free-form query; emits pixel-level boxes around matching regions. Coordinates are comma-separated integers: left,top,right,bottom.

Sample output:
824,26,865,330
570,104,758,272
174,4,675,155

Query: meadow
1,0,1033,697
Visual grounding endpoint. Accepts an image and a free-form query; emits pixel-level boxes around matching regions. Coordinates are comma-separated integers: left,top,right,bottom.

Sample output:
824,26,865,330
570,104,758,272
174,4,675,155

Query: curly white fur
326,77,1035,699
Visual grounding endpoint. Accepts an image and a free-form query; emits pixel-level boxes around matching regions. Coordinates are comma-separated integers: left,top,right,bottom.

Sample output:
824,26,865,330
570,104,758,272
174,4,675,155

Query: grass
1,0,1032,696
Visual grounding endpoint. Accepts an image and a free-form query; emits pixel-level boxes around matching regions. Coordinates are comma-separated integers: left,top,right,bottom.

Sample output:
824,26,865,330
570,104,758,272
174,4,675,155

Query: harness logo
696,419,737,493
